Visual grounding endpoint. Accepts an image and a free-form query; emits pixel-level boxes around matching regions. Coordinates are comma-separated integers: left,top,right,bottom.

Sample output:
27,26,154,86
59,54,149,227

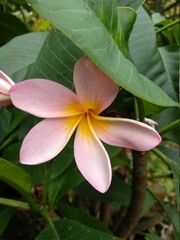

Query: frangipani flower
0,71,15,108
10,56,161,193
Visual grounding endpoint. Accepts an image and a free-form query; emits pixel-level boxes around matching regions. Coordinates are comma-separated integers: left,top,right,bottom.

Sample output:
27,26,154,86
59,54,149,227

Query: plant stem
158,119,180,135
151,147,171,166
118,151,147,238
156,19,180,34
41,162,52,206
0,197,30,210
134,97,145,122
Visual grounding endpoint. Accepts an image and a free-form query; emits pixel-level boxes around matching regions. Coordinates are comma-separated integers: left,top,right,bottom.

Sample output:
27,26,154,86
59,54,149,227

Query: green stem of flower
0,197,30,210
156,19,180,34
134,97,145,122
41,161,52,206
158,119,180,135
151,147,171,166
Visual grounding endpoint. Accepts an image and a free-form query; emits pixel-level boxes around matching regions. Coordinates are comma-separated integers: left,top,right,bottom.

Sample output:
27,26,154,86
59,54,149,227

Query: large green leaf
35,219,122,240
27,0,178,107
145,46,179,101
30,28,83,89
0,32,48,81
129,7,156,74
116,0,145,10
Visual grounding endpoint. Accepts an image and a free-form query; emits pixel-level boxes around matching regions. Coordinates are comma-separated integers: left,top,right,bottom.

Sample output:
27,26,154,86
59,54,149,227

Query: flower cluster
0,57,161,192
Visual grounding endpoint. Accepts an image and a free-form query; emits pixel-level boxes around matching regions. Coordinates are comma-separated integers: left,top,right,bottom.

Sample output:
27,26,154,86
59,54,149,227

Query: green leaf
0,13,29,46
2,143,20,165
48,162,84,209
0,207,14,236
77,176,131,208
115,7,137,56
30,28,83,89
129,7,156,74
0,32,48,81
28,0,178,107
0,108,11,144
145,46,179,101
35,219,122,240
116,0,145,10
153,107,180,144
160,202,180,239
141,191,155,216
0,158,37,212
58,201,111,233
144,233,162,240
48,137,84,208
0,158,32,194
158,146,180,209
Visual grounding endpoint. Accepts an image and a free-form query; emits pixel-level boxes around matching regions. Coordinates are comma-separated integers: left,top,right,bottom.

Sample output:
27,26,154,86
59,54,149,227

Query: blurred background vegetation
0,1,179,239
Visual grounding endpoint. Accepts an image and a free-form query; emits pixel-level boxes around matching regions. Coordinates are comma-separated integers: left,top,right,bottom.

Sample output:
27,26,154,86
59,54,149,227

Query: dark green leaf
77,176,131,207
58,201,111,233
0,108,11,144
0,207,14,236
0,13,29,46
48,162,84,209
2,143,20,165
28,0,178,107
145,46,179,101
153,107,180,144
141,191,155,216
35,219,122,240
48,136,84,208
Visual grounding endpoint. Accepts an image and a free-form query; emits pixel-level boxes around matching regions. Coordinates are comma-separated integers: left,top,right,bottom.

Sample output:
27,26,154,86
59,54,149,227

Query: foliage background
0,0,179,239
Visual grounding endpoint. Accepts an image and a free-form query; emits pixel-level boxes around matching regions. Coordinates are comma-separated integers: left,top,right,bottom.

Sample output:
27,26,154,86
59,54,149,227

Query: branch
117,151,147,238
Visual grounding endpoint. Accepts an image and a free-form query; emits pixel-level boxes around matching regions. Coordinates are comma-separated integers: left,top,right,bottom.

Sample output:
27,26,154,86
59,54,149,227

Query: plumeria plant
0,0,179,240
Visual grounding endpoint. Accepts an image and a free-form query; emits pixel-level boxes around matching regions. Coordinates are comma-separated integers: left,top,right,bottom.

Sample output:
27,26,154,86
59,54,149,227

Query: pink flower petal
74,56,119,114
74,114,112,193
90,114,161,151
10,79,84,118
20,115,83,165
0,71,15,94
